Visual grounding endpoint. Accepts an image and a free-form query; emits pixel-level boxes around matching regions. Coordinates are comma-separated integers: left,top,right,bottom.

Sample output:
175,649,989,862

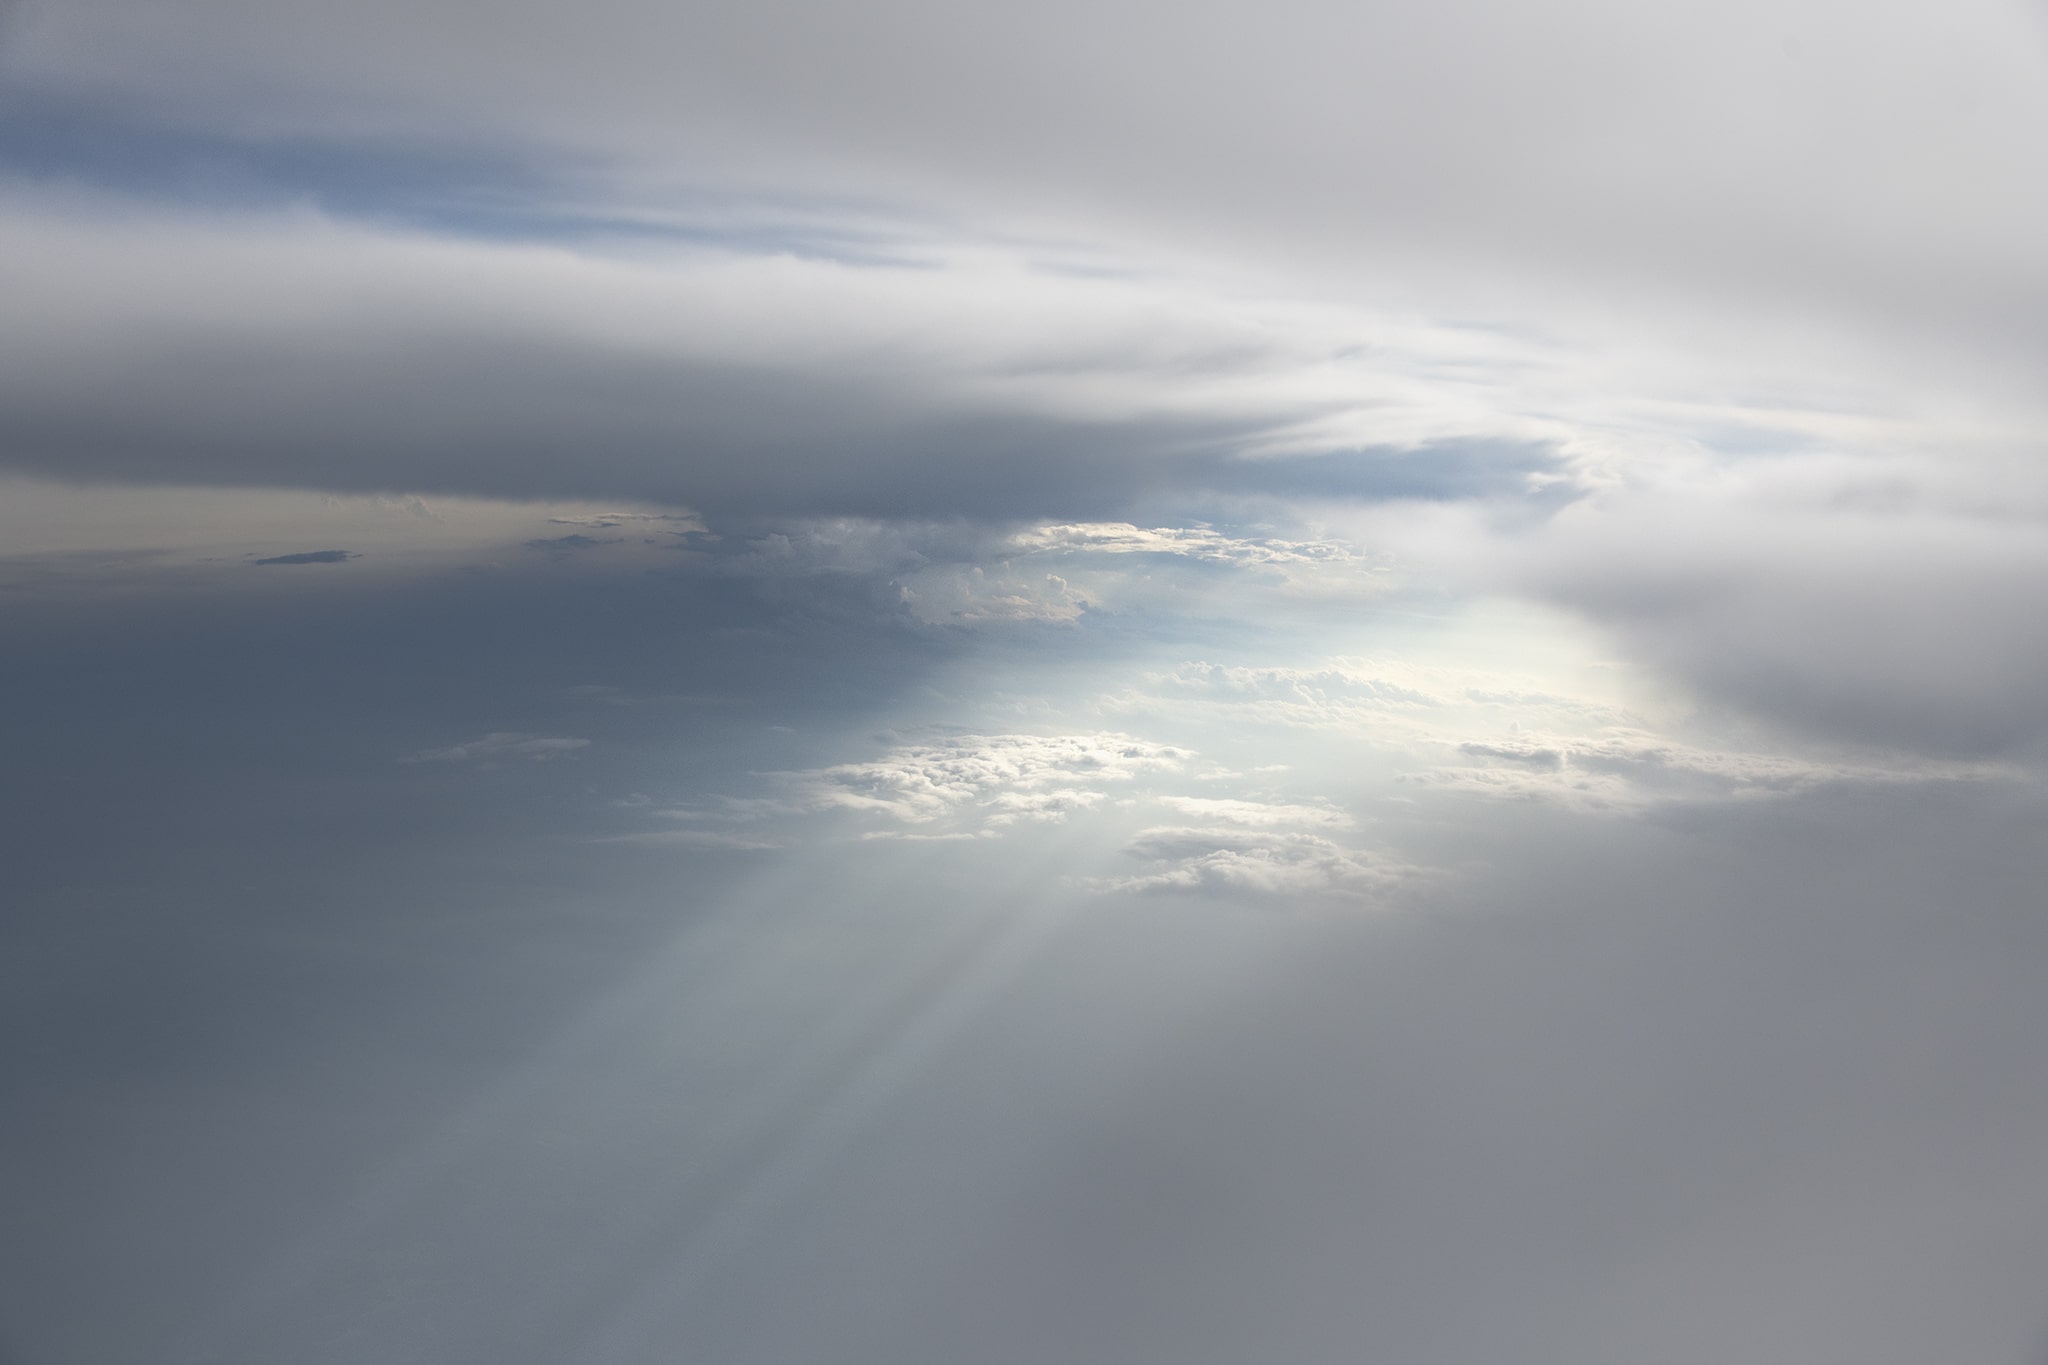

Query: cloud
693,515,1389,625
1410,717,2017,812
786,732,1192,829
10,9,2048,1362
616,731,1311,849
1111,651,2014,812
589,828,780,850
633,728,1431,903
250,548,357,565
1110,657,1629,741
0,198,1607,524
899,567,1092,626
1094,826,1413,901
524,533,622,552
9,0,2046,412
1394,461,2048,760
545,512,703,529
399,732,589,764
1005,522,1377,568
7,0,2048,795
1155,796,1352,828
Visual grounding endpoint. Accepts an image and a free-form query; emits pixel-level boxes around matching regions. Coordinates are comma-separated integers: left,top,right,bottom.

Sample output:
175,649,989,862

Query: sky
5,3,2048,1362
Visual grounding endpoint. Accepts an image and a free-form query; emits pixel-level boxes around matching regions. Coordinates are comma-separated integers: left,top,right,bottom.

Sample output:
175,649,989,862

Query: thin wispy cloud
250,548,357,565
400,732,590,764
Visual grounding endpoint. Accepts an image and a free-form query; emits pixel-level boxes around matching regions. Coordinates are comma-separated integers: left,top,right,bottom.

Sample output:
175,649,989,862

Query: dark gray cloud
524,533,620,552
0,224,1575,530
0,322,1528,522
0,209,1309,517
250,548,355,564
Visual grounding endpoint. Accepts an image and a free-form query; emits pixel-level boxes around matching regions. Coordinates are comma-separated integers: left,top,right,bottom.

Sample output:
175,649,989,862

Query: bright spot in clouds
7,4,2048,1363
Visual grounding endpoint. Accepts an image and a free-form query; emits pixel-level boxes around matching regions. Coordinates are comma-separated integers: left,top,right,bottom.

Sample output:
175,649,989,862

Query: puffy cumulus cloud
616,730,1424,903
1006,523,1375,568
613,731,1421,868
898,568,1092,626
1093,827,1414,902
789,733,1191,829
400,732,589,764
610,732,1201,847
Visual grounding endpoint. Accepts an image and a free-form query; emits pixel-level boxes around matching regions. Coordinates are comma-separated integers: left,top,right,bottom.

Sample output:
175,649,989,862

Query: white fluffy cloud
1095,827,1413,902
615,730,1423,906
786,733,1191,828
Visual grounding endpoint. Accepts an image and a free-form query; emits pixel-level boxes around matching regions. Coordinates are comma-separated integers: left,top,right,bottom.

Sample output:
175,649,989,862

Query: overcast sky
6,5,2048,1364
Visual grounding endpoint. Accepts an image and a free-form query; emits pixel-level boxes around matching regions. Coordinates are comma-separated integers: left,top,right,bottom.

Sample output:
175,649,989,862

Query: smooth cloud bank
12,7,2048,1365
10,0,2047,386
0,195,1587,519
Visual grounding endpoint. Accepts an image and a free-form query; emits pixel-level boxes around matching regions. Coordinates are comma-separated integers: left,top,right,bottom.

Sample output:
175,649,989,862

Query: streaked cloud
400,732,590,765
250,549,357,565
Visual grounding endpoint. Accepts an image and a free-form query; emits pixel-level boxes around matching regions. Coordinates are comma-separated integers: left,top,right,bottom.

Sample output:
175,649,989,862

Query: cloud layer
8,7,2048,1364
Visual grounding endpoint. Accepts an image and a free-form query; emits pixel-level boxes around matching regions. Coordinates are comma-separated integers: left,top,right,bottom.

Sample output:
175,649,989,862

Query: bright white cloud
12,0,2047,408
787,733,1192,828
1155,796,1353,829
1006,523,1376,567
